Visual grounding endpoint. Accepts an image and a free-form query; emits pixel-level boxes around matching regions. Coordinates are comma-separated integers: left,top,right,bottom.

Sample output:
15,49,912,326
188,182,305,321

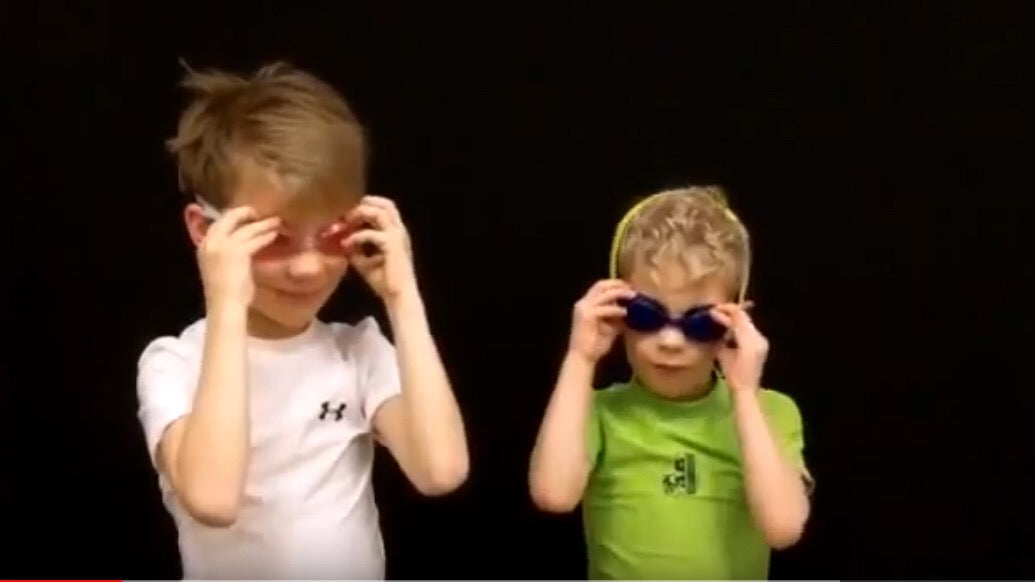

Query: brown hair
166,61,366,207
615,185,751,299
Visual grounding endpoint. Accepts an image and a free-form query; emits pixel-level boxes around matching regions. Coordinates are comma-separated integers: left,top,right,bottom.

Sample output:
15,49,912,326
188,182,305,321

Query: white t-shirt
136,316,401,580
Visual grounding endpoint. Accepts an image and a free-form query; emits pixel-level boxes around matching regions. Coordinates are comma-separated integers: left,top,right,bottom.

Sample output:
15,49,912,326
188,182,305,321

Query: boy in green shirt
529,186,813,580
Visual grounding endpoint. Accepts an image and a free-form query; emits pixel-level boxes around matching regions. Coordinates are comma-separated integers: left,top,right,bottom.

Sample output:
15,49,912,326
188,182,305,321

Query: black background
5,2,1031,579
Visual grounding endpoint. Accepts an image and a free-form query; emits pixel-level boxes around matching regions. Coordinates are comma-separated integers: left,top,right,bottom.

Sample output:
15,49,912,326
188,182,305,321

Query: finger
712,305,759,336
712,302,752,324
708,308,741,348
350,251,385,272
715,300,756,315
208,206,259,237
715,344,736,368
712,306,763,349
600,321,623,337
593,305,627,320
343,229,389,254
242,230,279,254
588,278,632,298
709,308,734,328
345,204,392,231
359,195,401,222
595,286,637,306
230,216,282,241
341,227,384,258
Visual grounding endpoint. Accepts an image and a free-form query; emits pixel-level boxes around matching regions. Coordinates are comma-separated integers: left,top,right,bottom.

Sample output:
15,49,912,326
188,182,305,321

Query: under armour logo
319,401,347,421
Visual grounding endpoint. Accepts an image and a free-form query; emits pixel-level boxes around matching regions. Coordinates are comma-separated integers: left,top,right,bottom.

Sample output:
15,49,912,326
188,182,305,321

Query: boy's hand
710,303,769,392
568,279,635,363
342,195,416,301
197,206,281,313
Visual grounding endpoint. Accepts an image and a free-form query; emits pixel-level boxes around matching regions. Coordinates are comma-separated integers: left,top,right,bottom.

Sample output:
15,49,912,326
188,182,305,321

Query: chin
276,313,318,330
251,300,325,332
640,376,690,398
272,304,323,326
257,287,330,316
633,365,713,399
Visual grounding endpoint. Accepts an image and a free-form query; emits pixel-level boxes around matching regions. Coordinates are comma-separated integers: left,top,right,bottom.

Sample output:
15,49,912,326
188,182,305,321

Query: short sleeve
763,390,814,494
586,392,603,470
352,317,402,428
136,337,197,469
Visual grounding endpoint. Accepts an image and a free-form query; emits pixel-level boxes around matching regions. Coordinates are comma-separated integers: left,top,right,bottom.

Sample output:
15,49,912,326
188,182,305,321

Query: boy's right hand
197,206,281,313
568,279,636,363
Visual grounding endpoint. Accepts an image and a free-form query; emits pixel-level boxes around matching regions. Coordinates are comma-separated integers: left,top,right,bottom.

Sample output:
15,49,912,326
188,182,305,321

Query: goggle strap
195,196,222,221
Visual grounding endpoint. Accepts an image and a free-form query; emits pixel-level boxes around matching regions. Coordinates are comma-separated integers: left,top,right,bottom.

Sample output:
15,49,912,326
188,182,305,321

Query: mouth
652,362,689,374
275,288,325,302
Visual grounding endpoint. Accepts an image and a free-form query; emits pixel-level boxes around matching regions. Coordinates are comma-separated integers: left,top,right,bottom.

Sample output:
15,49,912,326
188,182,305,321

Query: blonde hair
612,186,751,300
166,61,366,207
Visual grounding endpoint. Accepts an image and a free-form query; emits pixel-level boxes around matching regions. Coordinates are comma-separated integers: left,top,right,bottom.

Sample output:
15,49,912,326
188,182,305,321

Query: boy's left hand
709,303,769,393
341,195,417,301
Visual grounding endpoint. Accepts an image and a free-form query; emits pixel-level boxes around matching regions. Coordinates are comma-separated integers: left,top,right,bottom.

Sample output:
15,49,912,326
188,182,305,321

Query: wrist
730,386,761,405
207,301,249,327
563,350,599,374
384,284,424,318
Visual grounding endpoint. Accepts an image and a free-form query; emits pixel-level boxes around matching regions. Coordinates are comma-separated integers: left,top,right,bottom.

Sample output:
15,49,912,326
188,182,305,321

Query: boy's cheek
324,255,349,277
623,334,653,367
251,260,280,281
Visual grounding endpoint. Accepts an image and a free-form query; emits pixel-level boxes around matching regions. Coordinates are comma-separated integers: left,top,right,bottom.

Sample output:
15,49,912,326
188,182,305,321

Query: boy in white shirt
136,61,469,579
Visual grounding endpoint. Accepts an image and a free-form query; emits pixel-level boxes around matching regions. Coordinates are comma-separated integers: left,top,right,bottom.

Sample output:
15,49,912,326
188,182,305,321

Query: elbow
758,485,810,549
184,499,240,528
179,487,242,528
764,524,804,550
531,491,580,513
193,508,238,528
415,455,469,497
762,512,808,550
529,478,581,513
417,468,467,497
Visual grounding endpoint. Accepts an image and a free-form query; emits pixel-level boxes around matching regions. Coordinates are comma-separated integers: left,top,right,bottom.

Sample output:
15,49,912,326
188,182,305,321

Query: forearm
732,390,809,548
528,352,595,512
177,306,250,518
385,287,468,486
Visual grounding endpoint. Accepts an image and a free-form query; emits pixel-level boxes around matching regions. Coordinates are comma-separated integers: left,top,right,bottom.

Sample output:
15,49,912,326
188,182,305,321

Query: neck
246,308,311,339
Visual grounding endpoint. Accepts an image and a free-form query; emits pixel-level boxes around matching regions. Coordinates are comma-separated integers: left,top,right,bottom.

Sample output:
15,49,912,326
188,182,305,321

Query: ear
183,203,210,247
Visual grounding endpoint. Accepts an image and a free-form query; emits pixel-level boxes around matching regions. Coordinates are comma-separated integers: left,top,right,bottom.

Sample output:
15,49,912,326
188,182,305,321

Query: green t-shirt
582,376,810,580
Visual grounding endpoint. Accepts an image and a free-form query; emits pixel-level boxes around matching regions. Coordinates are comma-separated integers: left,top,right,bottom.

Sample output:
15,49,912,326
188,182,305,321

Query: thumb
350,251,383,272
343,229,386,255
715,341,736,367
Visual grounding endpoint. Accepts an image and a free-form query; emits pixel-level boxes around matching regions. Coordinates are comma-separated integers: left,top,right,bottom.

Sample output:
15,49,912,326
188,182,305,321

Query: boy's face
187,163,360,337
622,259,733,399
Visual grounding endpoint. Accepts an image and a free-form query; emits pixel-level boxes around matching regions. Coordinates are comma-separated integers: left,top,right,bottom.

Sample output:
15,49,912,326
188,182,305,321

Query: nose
286,249,326,280
656,325,688,351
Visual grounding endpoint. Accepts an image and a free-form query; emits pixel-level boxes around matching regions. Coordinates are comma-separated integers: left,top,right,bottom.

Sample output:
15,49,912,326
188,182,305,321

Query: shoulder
325,316,396,373
136,320,206,400
756,388,804,429
326,317,401,408
137,319,206,372
591,382,634,411
326,316,393,353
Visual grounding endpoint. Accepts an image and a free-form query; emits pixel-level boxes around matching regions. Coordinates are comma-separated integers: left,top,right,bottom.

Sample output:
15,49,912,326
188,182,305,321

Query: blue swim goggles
619,294,728,343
